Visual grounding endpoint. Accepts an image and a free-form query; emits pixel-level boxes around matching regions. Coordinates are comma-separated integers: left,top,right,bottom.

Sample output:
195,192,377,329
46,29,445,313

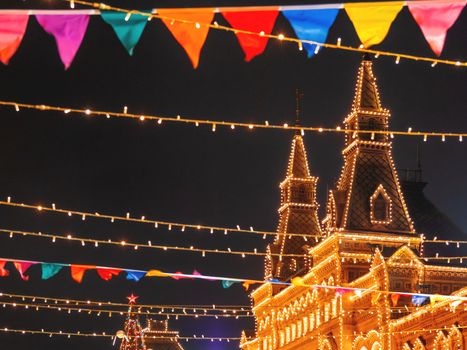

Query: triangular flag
146,269,170,277
97,268,122,281
0,15,29,65
371,291,381,304
0,259,9,277
282,8,339,58
192,270,202,276
36,15,89,69
14,261,36,281
335,287,353,296
391,293,401,306
126,271,146,282
158,9,214,68
101,11,149,56
71,265,95,283
291,277,308,287
345,1,404,47
430,294,448,305
408,1,466,56
221,280,236,289
412,294,429,306
222,10,278,61
41,263,63,280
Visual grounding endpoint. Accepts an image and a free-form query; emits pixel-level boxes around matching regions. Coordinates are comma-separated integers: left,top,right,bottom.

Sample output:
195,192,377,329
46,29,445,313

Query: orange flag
158,9,214,68
71,265,95,283
391,293,401,306
345,1,403,47
146,269,170,277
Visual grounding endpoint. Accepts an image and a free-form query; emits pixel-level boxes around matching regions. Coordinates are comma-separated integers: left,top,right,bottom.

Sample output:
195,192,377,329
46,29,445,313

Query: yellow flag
146,269,169,277
345,1,403,47
291,277,308,287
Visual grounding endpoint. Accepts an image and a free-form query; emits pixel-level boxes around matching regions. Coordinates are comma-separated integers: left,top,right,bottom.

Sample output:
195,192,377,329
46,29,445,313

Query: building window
370,185,392,224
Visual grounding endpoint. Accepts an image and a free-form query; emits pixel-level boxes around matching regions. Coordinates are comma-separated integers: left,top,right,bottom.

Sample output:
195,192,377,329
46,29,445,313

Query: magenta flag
0,15,29,65
408,1,465,56
36,15,89,69
13,261,36,281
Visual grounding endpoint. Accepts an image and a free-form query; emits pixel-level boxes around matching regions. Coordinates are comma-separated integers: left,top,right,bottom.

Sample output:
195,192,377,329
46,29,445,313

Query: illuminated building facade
240,58,467,350
144,320,184,350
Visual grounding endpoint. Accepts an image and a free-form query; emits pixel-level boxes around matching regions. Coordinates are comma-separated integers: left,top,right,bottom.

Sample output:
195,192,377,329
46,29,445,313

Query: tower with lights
241,57,467,350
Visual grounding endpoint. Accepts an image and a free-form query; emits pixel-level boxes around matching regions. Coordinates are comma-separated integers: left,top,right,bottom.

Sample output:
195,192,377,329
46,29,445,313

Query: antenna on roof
295,88,303,129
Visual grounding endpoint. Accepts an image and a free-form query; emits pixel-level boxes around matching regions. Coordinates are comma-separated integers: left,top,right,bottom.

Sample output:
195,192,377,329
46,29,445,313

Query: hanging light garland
1,101,466,142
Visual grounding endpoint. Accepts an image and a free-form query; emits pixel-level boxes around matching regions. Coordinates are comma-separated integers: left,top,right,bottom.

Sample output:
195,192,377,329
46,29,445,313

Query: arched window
370,185,392,224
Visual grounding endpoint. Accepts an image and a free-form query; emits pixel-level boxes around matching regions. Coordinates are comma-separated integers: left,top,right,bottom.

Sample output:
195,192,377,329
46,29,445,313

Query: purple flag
36,15,89,69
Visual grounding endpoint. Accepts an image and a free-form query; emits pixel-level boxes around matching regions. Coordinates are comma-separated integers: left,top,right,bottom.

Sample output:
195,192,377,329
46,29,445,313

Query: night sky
0,1,466,349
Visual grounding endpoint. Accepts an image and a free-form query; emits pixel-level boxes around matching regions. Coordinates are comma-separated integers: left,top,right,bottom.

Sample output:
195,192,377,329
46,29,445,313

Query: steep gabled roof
287,134,311,178
352,55,382,110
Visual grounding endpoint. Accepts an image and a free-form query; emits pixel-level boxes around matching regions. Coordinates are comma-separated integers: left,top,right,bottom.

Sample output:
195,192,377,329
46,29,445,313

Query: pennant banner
391,293,401,306
412,294,430,306
101,11,149,55
0,15,29,65
283,8,339,58
14,261,36,281
158,9,214,68
221,280,236,289
35,15,89,69
222,10,278,62
71,264,95,283
41,263,63,280
0,259,9,277
345,1,404,47
408,1,466,56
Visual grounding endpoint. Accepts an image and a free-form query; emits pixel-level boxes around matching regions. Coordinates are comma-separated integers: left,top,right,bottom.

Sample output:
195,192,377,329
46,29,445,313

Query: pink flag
408,1,466,56
14,261,36,281
222,10,279,61
36,15,89,69
0,15,29,65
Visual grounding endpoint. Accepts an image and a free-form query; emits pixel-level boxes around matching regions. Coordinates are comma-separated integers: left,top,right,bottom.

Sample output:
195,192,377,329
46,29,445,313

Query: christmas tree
119,294,146,350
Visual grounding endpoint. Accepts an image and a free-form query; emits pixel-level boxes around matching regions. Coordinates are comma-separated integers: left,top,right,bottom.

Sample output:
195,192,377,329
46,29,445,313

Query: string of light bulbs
0,301,251,319
1,100,466,142
1,227,465,263
2,256,467,302
0,197,304,238
0,228,302,258
66,0,466,68
0,327,242,341
2,325,466,341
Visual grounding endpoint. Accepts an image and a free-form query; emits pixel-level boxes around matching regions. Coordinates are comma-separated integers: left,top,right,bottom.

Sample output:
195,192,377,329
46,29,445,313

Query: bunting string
1,227,466,263
1,256,467,303
0,0,465,68
1,101,466,142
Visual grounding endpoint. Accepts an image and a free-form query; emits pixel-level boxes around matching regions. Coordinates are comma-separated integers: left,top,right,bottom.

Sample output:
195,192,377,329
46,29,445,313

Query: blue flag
412,294,429,306
126,271,146,282
221,280,236,289
282,9,339,58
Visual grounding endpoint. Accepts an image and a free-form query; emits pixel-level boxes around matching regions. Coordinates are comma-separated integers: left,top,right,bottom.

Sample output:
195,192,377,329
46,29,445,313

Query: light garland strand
0,228,302,258
0,198,302,238
1,101,466,142
1,227,465,263
0,301,251,319
0,327,242,341
2,325,467,341
2,256,467,302
66,0,466,67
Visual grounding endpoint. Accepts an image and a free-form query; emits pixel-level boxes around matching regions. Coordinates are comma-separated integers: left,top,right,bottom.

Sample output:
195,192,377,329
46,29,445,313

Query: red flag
71,265,95,283
97,268,122,281
391,293,401,306
0,260,9,277
13,261,36,281
222,10,279,61
408,1,466,56
0,15,29,65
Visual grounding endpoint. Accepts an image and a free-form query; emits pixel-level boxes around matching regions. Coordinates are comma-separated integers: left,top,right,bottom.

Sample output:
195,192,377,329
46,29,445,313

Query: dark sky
0,1,466,349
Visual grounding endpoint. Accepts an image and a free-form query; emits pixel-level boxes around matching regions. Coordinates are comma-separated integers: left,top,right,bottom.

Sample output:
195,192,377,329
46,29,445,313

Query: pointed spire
352,56,382,110
286,135,311,178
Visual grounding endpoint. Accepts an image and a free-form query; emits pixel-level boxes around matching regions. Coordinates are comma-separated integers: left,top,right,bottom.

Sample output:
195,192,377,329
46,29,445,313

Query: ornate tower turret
265,134,322,281
323,56,414,234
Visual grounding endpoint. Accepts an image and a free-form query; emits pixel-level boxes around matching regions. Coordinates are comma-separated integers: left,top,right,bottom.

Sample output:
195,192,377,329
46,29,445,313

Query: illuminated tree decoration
120,294,146,350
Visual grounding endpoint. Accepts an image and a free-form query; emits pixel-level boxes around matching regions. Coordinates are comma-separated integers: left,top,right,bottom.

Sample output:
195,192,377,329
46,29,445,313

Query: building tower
265,133,322,281
323,55,414,234
143,320,184,350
